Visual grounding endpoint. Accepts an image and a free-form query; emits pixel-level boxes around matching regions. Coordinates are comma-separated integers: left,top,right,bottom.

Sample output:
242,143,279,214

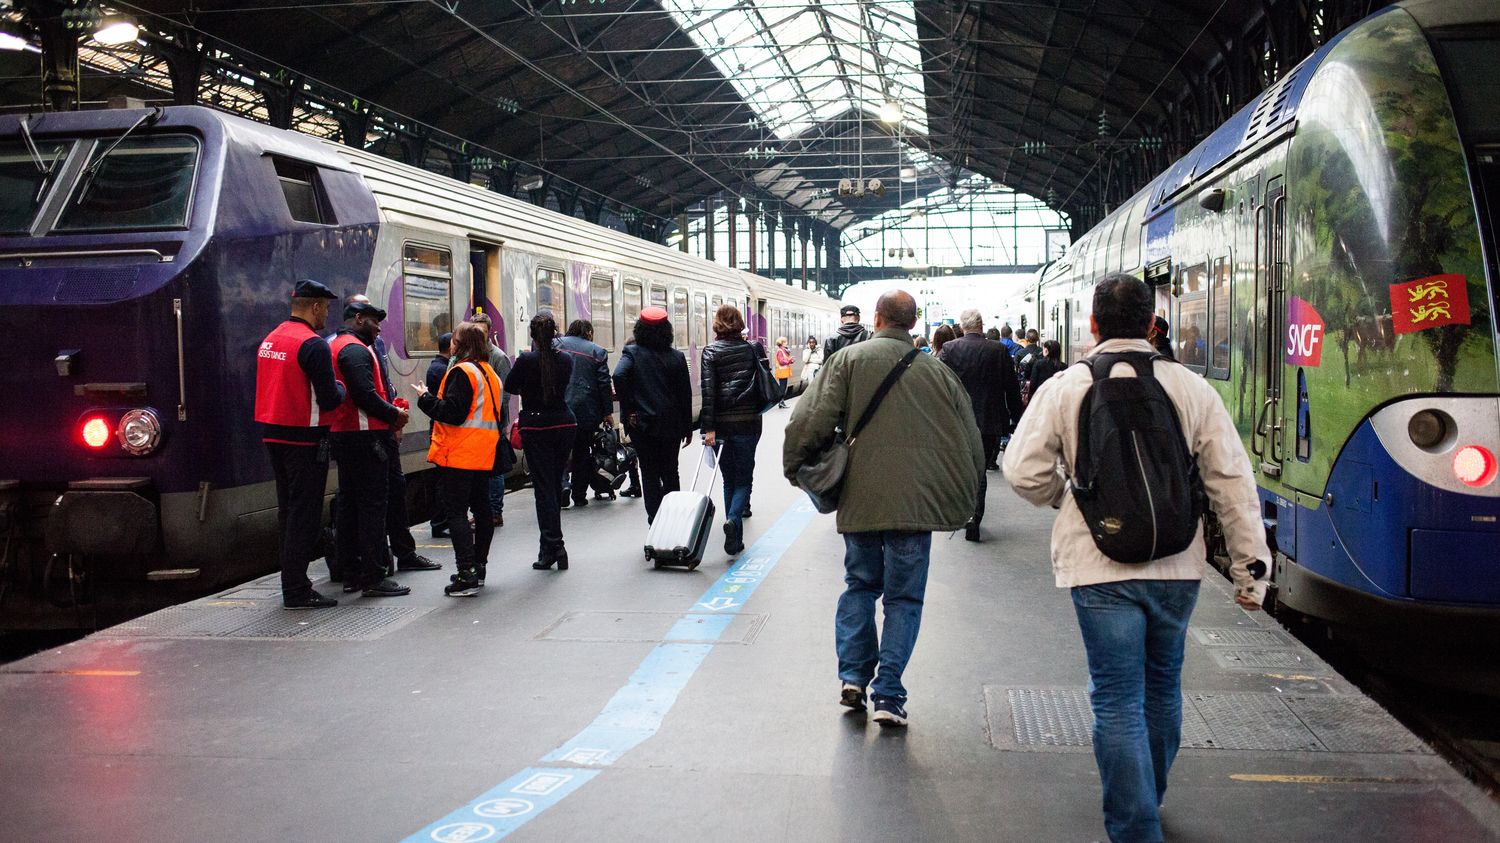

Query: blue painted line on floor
400,498,819,842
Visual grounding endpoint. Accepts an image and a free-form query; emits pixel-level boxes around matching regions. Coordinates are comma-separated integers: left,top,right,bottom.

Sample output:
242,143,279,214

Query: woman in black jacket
700,304,766,556
505,312,575,570
612,306,693,523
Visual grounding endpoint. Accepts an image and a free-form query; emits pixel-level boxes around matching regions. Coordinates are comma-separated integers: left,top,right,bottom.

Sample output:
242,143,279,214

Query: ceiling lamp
92,15,139,46
0,20,32,51
879,101,903,124
899,166,917,183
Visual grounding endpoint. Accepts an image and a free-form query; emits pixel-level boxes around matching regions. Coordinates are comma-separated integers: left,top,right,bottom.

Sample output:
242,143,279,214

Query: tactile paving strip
98,604,431,641
1190,627,1291,647
991,687,1431,754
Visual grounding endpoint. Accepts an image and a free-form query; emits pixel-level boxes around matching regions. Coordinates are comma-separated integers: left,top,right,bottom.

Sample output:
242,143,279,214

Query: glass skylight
663,0,928,140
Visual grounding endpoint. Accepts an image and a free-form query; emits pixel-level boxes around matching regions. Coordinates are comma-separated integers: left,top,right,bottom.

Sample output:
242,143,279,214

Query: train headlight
1407,409,1453,452
1454,445,1498,488
81,416,111,449
117,409,162,456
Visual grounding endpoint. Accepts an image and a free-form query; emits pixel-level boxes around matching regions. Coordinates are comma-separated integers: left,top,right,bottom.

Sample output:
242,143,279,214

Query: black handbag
795,348,920,513
748,346,785,414
481,366,513,476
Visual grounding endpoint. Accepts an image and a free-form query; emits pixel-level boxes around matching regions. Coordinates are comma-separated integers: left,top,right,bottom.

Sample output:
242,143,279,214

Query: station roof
3,1,1369,232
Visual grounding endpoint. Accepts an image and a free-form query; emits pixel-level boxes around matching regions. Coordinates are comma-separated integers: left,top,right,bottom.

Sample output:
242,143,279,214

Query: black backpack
1070,352,1204,564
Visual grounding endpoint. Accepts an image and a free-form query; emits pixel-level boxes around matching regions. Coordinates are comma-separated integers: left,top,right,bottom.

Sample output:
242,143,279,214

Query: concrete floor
4,403,1499,842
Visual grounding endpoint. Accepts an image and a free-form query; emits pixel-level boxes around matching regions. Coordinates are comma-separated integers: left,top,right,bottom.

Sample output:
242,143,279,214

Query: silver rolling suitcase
644,446,720,570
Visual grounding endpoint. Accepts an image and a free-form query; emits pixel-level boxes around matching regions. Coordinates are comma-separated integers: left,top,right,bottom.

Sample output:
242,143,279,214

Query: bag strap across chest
848,348,922,444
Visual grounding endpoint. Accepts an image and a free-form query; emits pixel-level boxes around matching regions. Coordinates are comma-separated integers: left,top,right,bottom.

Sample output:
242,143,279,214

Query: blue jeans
488,474,505,515
716,433,758,526
835,531,932,702
1071,580,1200,843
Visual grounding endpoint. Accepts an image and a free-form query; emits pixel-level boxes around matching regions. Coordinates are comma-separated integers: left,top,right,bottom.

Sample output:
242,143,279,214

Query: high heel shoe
554,546,568,570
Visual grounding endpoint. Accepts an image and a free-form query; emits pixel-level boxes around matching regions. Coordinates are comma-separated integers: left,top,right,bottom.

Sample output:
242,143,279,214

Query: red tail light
1453,445,1497,488
81,417,112,449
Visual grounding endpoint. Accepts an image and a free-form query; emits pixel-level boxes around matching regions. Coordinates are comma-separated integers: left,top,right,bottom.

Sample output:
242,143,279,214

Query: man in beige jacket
1003,273,1270,843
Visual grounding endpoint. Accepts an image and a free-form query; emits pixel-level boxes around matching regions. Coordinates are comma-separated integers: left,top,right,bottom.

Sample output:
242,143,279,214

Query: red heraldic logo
1390,274,1470,334
1286,296,1325,367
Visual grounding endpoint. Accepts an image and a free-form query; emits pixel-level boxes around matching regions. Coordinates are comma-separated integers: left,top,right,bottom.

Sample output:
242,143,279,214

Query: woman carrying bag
505,312,576,571
700,304,765,556
413,321,504,597
773,337,794,408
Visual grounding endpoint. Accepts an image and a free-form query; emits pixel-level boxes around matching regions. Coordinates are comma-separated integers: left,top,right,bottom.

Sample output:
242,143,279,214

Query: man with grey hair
939,308,1023,541
785,289,983,727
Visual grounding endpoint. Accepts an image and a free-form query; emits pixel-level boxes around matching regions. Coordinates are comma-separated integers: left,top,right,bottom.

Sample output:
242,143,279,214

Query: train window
1176,263,1209,370
692,294,708,348
1120,201,1143,270
711,294,724,312
1209,256,1232,377
271,157,328,225
0,141,71,233
402,243,452,356
56,136,199,232
536,268,566,322
671,287,689,347
649,284,668,309
623,280,643,327
1091,221,1114,279
590,274,615,350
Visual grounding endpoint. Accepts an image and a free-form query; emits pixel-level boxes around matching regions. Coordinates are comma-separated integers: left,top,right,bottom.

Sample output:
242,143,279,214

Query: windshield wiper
19,115,57,204
74,106,163,205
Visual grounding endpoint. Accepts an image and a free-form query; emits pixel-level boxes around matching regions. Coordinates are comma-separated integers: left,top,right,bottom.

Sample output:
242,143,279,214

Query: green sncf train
1013,1,1500,686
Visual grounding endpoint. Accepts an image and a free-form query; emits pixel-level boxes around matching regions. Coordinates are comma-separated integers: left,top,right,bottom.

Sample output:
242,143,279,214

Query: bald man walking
785,290,984,727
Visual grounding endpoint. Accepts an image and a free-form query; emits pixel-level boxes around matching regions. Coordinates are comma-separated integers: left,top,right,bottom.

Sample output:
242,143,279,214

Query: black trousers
435,466,493,573
569,418,599,503
267,441,329,598
633,433,681,523
983,434,1000,467
333,434,390,589
973,430,994,525
522,426,573,553
380,435,417,565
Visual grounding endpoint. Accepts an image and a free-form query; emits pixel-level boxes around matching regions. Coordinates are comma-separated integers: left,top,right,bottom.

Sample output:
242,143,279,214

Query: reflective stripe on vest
328,333,392,432
254,320,322,427
427,361,503,470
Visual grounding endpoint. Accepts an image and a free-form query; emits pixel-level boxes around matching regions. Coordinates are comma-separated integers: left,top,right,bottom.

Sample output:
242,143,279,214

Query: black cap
839,304,860,317
292,279,338,300
344,300,387,321
437,332,453,354
1153,315,1170,334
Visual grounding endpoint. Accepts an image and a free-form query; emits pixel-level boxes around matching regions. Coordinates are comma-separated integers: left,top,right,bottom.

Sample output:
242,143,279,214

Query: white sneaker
839,682,867,710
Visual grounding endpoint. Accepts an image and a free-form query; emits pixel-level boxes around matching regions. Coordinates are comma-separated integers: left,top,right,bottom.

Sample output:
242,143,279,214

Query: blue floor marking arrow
401,498,819,842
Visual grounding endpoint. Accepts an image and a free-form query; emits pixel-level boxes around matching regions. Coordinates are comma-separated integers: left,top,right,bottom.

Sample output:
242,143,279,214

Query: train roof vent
1241,67,1302,148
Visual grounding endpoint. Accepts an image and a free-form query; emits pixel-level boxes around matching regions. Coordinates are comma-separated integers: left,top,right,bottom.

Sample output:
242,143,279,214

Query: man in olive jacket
783,289,984,728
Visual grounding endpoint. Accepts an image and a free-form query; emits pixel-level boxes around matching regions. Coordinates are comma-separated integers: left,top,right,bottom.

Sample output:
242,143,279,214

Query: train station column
811,227,825,293
704,196,716,263
826,230,840,294
785,219,796,286
764,212,777,279
727,199,739,270
798,219,812,290
747,203,759,274
37,15,80,111
677,214,689,253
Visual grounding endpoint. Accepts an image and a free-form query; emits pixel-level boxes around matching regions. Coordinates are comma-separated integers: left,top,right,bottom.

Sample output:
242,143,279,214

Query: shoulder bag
477,363,514,475
795,348,921,513
747,344,784,414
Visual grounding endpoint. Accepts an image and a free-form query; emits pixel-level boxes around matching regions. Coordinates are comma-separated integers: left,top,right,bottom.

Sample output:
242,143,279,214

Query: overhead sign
1285,296,1325,367
1390,274,1470,334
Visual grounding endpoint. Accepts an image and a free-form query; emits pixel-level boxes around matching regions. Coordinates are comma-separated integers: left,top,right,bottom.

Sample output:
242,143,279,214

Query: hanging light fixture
93,15,140,46
0,19,33,51
879,100,903,124
899,166,917,183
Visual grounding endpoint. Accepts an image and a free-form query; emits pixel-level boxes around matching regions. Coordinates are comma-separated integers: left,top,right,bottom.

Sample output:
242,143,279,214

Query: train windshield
0,141,71,234
55,135,198,232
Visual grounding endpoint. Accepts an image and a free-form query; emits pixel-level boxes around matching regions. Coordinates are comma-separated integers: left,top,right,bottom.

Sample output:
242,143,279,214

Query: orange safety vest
427,361,503,470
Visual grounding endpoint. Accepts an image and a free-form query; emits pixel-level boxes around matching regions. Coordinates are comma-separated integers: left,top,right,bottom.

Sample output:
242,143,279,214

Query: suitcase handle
690,444,722,495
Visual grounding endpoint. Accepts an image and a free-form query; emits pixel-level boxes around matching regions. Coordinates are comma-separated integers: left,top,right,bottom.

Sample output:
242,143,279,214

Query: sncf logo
1285,296,1324,367
258,341,287,361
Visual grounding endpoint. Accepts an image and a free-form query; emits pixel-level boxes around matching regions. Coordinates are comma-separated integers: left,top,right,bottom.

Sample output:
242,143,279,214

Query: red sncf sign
1390,274,1470,334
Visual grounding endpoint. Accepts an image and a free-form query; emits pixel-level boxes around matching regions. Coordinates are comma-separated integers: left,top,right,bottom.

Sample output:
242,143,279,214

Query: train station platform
4,408,1499,843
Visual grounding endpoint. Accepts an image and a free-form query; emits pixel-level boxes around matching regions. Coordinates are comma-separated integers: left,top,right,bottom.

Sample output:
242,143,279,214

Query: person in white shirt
1003,273,1270,843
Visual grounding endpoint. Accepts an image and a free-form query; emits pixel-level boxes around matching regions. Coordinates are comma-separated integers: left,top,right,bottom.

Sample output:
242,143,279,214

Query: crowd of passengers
254,275,1267,843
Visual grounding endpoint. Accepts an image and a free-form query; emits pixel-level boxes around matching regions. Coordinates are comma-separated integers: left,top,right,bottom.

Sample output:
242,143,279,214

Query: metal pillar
159,35,204,106
763,212,777,278
784,219,795,285
727,199,738,270
677,213,689,253
37,15,79,111
746,203,758,274
704,197,716,263
798,219,811,290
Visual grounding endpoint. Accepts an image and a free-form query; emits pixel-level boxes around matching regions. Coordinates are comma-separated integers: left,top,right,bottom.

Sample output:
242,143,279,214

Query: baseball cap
640,306,669,323
344,300,387,321
292,279,338,299
839,304,860,317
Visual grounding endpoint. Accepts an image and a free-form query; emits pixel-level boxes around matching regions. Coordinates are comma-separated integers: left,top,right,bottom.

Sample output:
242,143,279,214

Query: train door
469,240,502,345
1252,178,1287,478
755,297,767,343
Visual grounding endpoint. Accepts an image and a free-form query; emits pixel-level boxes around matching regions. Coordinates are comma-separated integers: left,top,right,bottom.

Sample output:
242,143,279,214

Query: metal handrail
1,248,173,265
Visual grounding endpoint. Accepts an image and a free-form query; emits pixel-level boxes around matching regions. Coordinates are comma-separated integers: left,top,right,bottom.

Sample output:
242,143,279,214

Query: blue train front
0,106,379,627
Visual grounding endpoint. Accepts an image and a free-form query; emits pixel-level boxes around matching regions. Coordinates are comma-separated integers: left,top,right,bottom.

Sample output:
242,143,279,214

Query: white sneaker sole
872,710,908,728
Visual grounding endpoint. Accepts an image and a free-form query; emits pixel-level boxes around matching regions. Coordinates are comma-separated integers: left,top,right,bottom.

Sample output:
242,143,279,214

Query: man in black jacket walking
939,309,1024,542
822,304,872,361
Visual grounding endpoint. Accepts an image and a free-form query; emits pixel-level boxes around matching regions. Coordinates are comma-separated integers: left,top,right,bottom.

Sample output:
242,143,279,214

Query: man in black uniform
940,309,1024,542
329,301,413,597
822,304,872,361
254,280,346,609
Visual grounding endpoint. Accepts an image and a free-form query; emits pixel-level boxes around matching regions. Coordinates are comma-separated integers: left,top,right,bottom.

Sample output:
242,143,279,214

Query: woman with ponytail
503,311,576,569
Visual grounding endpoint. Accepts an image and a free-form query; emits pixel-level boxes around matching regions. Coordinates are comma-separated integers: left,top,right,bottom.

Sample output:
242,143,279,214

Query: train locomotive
1015,1,1500,684
0,105,837,629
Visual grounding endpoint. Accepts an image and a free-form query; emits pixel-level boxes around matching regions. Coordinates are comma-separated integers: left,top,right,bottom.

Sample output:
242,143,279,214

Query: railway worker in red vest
254,279,347,610
329,299,412,598
413,321,505,597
